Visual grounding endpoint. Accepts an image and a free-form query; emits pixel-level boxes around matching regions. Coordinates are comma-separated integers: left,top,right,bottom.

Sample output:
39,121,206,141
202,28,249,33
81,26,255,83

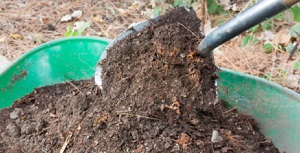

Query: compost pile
0,7,279,153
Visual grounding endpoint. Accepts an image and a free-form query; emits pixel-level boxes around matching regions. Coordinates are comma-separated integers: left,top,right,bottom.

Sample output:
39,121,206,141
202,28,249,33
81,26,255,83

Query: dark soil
0,7,279,153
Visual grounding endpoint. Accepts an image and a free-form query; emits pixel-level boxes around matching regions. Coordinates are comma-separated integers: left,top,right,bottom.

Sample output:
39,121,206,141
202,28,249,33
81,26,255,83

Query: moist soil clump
0,7,279,152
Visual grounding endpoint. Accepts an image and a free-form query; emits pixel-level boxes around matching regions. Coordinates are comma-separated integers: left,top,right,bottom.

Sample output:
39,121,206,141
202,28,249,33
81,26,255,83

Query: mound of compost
0,7,278,153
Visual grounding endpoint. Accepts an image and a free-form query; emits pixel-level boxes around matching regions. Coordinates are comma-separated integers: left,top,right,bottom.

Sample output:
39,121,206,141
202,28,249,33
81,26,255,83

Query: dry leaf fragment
204,19,218,36
71,10,83,19
93,16,104,23
156,44,163,54
130,1,140,9
93,114,108,126
60,10,83,22
286,74,300,88
150,0,156,8
116,8,130,15
60,15,72,22
272,30,291,46
175,132,192,150
132,144,144,153
73,21,85,31
92,140,99,147
187,51,195,59
259,30,274,42
164,101,181,115
219,0,230,5
103,30,110,38
39,16,50,24
221,129,248,149
231,3,238,11
10,34,23,39
171,101,181,115
0,37,5,42
77,125,81,131
129,1,146,9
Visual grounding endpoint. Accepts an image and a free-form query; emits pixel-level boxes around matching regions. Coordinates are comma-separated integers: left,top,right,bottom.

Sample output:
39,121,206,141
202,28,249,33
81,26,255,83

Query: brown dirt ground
1,0,299,92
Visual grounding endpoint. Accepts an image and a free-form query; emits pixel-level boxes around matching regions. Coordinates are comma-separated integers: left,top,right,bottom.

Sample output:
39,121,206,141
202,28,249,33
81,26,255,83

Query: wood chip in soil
0,7,279,153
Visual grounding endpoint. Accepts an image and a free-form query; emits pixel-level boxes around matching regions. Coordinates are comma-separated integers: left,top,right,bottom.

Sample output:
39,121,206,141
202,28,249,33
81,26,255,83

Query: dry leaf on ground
10,34,23,39
272,30,292,46
71,10,83,19
175,132,192,150
0,37,4,42
93,114,108,126
61,10,83,22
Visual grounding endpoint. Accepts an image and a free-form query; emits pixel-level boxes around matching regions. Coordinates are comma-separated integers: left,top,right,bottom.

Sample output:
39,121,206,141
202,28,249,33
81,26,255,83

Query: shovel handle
283,0,300,7
198,0,300,58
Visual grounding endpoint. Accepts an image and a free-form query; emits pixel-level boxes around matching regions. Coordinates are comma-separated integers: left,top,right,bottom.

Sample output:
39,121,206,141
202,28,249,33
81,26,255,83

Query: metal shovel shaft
198,0,300,57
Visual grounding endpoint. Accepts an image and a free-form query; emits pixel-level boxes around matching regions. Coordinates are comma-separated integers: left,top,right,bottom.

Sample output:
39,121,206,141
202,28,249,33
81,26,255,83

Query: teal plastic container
0,37,299,153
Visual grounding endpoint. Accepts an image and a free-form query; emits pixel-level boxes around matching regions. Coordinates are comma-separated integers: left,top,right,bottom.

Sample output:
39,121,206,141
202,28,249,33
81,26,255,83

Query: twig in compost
287,42,299,62
257,139,272,144
59,132,73,153
222,107,237,115
41,149,47,153
66,81,84,95
246,120,253,131
177,22,200,40
270,43,286,53
116,110,133,113
210,143,215,152
117,112,160,121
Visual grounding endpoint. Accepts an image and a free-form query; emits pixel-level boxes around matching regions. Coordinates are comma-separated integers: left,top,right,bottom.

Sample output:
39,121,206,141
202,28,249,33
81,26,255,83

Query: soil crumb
0,7,279,153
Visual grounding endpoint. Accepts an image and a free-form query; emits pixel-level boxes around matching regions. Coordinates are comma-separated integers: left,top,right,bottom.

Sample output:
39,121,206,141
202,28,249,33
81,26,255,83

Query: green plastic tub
0,37,299,153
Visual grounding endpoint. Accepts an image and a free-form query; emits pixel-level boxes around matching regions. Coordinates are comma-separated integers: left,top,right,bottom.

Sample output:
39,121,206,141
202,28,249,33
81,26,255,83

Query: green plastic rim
0,36,299,152
218,68,300,153
0,36,110,108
